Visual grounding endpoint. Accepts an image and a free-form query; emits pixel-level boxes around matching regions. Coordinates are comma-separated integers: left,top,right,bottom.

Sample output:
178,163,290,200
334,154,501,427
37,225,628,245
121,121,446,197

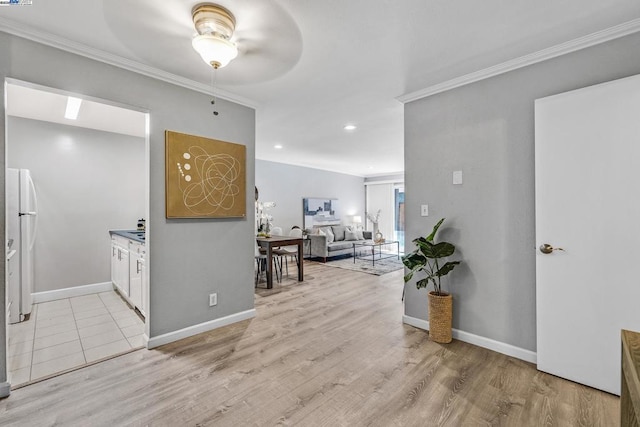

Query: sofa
308,225,373,262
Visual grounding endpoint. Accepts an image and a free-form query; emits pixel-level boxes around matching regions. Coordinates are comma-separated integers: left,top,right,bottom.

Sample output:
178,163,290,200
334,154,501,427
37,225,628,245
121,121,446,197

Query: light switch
453,170,463,185
421,205,429,217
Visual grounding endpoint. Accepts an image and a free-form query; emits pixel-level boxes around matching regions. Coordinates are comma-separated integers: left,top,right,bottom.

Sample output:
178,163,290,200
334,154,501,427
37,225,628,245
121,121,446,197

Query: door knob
539,243,564,254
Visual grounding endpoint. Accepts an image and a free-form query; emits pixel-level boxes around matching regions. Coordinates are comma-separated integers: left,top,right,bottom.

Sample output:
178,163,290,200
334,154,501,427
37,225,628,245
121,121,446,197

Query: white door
535,74,640,395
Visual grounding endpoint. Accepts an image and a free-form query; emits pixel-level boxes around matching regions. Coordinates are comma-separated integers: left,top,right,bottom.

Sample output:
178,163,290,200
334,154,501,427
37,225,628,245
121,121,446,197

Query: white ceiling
1,1,639,176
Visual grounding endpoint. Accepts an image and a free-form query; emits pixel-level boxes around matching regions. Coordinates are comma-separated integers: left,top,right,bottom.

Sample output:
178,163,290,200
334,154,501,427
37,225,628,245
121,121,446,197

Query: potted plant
402,218,461,343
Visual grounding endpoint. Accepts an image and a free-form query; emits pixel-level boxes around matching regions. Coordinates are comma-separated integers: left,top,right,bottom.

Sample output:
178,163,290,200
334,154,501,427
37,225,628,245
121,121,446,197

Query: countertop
110,229,145,244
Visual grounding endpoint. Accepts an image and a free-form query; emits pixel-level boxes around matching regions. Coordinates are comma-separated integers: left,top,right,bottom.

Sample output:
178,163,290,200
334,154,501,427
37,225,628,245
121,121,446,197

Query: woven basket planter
428,291,453,343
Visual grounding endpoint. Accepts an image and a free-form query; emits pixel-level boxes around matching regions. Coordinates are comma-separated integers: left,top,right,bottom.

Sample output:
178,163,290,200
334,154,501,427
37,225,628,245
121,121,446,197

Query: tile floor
7,291,145,386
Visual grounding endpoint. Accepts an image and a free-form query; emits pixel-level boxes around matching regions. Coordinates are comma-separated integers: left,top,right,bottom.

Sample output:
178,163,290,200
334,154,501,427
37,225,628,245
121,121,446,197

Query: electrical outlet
209,293,217,307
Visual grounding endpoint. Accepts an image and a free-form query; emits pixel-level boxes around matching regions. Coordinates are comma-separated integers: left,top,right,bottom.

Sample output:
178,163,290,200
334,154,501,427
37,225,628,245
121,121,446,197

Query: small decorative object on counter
374,231,384,243
137,218,146,231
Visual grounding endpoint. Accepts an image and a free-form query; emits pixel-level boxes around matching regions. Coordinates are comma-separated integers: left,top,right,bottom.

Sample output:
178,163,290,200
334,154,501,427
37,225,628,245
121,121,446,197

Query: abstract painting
165,130,246,218
303,197,340,229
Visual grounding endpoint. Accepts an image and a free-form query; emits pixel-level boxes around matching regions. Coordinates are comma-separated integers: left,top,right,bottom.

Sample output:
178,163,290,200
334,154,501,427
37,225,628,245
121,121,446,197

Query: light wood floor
0,262,619,426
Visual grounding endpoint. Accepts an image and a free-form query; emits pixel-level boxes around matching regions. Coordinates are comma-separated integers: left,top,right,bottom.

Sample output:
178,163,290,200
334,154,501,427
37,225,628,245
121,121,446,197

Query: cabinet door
129,253,142,309
111,240,118,287
118,248,130,297
8,251,20,324
140,258,147,316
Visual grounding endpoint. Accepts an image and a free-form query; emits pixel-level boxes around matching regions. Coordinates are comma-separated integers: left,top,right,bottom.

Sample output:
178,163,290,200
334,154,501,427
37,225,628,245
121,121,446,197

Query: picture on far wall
165,130,246,218
303,197,340,229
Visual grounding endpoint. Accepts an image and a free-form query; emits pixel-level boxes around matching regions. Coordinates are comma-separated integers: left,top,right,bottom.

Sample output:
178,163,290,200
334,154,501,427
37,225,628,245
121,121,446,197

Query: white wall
0,32,256,388
255,159,365,232
7,116,145,293
403,31,640,352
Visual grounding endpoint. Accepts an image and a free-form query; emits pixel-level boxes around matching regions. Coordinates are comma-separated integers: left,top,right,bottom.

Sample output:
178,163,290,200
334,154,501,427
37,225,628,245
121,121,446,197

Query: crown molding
398,18,640,104
0,17,258,109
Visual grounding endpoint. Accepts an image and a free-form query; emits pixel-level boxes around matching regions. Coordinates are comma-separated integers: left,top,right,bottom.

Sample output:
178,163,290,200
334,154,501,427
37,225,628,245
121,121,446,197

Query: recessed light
64,97,82,120
274,144,283,149
344,124,357,131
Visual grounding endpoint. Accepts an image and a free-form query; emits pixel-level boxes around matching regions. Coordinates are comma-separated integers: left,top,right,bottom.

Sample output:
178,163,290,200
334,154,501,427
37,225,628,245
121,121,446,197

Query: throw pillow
325,227,335,243
332,225,346,241
345,230,358,241
355,230,365,240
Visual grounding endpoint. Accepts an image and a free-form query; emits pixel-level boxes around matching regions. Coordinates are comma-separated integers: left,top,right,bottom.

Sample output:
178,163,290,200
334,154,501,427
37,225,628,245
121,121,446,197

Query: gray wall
404,32,640,352
256,159,365,231
0,33,256,385
7,117,145,292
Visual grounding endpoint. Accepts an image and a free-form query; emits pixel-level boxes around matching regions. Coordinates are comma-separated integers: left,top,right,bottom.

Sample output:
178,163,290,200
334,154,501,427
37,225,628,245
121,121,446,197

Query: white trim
402,315,537,364
6,77,150,115
364,179,405,186
31,282,113,304
147,309,256,349
0,381,10,398
142,333,150,348
398,18,640,104
0,18,257,109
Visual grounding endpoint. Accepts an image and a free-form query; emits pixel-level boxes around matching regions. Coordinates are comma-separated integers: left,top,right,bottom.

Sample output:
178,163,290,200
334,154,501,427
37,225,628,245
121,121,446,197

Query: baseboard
32,282,114,304
402,315,537,364
147,309,256,349
0,381,10,398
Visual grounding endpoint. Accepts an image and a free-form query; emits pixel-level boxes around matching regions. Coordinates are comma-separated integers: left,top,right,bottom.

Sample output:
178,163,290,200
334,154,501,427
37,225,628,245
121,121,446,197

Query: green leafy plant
402,218,461,296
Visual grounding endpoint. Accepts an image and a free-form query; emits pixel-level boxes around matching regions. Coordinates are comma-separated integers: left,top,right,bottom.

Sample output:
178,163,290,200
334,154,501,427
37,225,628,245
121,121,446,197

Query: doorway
365,180,405,251
4,79,150,387
535,74,640,394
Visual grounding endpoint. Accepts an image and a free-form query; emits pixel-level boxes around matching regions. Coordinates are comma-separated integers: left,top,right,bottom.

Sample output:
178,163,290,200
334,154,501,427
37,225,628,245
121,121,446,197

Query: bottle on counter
137,218,146,231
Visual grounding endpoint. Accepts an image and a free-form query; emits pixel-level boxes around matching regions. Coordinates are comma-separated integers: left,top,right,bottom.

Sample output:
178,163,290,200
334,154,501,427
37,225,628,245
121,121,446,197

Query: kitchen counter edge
110,229,145,244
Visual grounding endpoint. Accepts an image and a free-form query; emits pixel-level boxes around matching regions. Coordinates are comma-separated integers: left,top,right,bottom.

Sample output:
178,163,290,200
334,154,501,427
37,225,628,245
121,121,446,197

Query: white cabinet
110,238,118,289
110,233,146,317
129,241,145,315
140,255,147,315
7,249,19,324
118,246,130,297
111,235,130,297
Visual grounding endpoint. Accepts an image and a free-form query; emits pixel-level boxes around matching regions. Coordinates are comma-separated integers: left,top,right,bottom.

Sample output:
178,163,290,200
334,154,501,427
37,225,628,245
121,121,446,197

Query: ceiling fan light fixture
192,35,238,69
191,3,238,69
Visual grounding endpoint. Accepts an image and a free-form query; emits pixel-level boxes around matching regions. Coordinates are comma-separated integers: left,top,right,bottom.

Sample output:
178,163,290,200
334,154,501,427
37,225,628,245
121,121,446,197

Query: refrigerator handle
28,172,39,251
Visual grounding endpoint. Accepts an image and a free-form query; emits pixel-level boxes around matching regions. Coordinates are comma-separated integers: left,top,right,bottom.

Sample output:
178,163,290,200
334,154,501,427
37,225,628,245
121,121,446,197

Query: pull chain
210,67,219,116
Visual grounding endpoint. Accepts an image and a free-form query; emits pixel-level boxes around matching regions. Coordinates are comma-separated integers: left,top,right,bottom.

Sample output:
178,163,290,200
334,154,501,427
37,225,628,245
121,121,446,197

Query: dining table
256,235,304,289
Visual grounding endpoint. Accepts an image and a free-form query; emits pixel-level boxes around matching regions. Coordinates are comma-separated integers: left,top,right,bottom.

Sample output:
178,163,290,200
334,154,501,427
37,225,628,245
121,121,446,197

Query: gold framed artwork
165,130,246,218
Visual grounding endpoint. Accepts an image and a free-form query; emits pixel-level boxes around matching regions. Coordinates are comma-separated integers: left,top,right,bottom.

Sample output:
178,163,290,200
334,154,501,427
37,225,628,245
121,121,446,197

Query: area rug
320,255,404,276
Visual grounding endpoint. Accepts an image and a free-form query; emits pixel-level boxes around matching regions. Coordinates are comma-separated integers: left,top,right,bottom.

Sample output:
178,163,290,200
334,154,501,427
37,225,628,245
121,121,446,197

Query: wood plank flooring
0,262,619,426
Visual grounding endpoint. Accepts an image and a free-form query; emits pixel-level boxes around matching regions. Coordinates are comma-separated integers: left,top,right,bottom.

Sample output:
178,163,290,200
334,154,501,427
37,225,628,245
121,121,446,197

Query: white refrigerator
7,168,38,323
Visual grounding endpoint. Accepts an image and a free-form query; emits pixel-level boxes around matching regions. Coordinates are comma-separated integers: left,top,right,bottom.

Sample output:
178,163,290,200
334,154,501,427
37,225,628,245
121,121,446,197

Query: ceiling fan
191,3,238,69
185,1,303,85
101,0,303,85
